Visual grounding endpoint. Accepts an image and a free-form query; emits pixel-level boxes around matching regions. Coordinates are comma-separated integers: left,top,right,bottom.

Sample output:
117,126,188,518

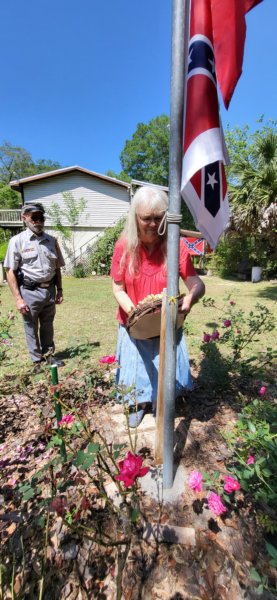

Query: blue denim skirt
115,325,193,406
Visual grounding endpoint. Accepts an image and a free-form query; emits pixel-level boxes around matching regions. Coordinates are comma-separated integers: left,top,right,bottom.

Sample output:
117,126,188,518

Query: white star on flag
206,172,218,189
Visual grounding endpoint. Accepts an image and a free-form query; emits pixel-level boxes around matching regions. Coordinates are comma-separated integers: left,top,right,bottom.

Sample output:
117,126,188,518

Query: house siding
23,172,130,228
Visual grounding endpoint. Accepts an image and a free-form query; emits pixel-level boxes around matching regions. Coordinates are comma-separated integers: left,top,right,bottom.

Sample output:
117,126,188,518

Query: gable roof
10,166,131,191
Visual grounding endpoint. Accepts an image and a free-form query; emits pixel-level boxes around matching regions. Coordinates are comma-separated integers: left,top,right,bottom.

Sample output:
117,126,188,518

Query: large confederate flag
181,0,262,249
211,0,263,108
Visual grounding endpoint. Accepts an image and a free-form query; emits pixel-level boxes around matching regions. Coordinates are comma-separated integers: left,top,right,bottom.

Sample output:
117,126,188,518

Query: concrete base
140,464,187,503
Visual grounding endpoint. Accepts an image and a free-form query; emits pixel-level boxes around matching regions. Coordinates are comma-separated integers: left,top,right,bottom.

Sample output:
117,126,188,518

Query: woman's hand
181,275,205,314
112,280,135,315
180,294,194,315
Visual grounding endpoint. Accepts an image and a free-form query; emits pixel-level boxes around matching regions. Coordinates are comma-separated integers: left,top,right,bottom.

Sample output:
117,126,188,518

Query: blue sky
0,0,276,176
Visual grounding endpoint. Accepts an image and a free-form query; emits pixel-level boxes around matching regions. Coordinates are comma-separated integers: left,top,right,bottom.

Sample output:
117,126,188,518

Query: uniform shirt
4,228,65,283
110,237,196,325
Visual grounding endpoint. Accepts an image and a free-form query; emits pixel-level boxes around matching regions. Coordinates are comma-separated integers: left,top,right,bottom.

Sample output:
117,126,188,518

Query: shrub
210,233,277,279
73,263,86,278
0,240,9,262
88,218,125,275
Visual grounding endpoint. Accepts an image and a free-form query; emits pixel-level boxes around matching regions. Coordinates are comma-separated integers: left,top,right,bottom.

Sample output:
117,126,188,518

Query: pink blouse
110,237,196,324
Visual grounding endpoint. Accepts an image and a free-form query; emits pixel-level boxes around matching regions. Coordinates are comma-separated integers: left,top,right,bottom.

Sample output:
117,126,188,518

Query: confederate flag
181,0,262,249
212,0,263,108
181,0,229,249
182,237,205,256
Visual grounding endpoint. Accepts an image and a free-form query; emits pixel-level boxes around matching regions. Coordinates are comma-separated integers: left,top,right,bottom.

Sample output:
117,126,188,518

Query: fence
0,209,22,226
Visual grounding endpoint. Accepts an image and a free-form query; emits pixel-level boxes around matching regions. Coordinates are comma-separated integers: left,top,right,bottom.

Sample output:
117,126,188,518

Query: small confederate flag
181,0,229,249
182,237,205,256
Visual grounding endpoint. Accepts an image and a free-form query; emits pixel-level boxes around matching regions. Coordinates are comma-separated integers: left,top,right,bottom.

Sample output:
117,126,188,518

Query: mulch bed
0,367,276,599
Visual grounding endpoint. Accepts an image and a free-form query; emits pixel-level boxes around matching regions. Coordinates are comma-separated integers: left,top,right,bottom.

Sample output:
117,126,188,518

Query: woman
111,186,205,427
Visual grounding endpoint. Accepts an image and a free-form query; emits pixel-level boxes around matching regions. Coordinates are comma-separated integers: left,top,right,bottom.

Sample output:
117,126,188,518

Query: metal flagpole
163,0,191,489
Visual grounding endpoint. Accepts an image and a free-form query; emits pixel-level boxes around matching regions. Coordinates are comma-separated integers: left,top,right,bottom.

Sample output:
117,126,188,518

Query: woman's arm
112,280,136,315
180,275,205,315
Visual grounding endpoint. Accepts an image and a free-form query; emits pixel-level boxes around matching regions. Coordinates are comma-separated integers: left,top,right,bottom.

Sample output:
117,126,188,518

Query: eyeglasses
30,213,45,222
137,213,165,224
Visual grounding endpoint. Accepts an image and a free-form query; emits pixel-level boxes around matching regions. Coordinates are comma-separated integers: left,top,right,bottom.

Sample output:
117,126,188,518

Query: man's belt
22,278,55,291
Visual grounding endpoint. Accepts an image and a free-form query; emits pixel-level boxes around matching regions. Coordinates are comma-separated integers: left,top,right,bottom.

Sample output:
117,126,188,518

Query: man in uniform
4,203,65,370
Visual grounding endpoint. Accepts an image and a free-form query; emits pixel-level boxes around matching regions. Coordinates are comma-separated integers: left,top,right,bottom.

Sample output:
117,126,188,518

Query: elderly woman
111,186,205,427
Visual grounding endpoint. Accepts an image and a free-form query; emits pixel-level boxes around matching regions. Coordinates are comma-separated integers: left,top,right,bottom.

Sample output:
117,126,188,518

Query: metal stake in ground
51,365,67,462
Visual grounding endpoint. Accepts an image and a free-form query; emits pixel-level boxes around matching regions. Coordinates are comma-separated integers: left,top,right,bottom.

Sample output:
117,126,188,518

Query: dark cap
21,203,45,217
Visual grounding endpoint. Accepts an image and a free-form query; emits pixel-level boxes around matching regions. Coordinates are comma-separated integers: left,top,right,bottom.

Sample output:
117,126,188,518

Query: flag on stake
181,0,230,249
182,237,205,256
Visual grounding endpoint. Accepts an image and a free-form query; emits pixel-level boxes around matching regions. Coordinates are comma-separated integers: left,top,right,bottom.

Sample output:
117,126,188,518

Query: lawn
1,274,276,376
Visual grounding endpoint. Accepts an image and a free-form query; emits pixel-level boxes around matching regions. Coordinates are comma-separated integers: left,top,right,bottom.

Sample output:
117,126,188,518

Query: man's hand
16,298,30,314
55,289,63,304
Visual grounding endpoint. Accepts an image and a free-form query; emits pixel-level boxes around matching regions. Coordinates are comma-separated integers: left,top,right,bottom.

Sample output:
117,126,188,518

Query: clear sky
0,0,276,176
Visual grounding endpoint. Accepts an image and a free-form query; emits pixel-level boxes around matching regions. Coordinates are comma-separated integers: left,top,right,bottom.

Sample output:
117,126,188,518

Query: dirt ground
0,367,276,600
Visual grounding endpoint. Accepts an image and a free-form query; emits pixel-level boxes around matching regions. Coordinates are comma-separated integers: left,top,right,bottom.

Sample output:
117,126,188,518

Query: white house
10,166,131,267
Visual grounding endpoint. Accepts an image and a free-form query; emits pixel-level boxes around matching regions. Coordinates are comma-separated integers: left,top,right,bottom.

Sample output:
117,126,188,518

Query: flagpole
163,0,190,489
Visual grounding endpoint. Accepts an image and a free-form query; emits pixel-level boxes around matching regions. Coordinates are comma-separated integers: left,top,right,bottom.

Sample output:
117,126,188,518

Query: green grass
0,275,276,377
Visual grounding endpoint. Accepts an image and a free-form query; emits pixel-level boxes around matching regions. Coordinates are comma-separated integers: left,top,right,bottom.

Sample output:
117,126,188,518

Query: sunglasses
30,213,45,222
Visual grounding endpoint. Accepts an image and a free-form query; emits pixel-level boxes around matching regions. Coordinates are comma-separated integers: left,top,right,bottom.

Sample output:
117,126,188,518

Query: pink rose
223,319,232,328
58,414,75,428
207,492,227,516
230,300,236,306
211,330,220,340
259,386,267,396
188,470,203,493
116,452,149,488
203,332,211,343
223,475,241,493
246,455,255,465
99,355,117,365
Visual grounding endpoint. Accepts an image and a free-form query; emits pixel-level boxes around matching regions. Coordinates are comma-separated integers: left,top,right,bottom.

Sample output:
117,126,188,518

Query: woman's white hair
120,186,168,274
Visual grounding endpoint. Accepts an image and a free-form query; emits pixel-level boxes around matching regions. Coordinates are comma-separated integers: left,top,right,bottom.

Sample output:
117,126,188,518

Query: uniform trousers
20,284,56,362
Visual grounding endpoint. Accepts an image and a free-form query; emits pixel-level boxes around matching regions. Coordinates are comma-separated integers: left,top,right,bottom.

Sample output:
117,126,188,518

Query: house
9,166,131,267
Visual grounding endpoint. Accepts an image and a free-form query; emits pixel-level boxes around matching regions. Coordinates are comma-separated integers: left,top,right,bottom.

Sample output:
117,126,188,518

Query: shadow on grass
56,341,100,361
256,285,277,301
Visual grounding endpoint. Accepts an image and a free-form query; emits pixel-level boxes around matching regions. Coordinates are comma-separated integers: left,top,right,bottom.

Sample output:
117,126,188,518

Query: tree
0,140,62,184
0,183,21,209
213,119,277,278
225,119,277,239
0,141,34,183
105,169,131,183
111,114,195,230
48,191,87,266
35,159,62,174
120,114,170,186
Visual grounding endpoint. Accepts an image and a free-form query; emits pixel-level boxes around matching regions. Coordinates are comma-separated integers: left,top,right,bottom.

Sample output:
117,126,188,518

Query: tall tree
120,114,170,186
0,141,62,184
0,141,34,183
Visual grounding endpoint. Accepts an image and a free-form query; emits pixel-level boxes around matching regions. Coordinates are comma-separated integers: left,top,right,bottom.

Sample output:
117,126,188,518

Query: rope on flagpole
158,211,182,236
